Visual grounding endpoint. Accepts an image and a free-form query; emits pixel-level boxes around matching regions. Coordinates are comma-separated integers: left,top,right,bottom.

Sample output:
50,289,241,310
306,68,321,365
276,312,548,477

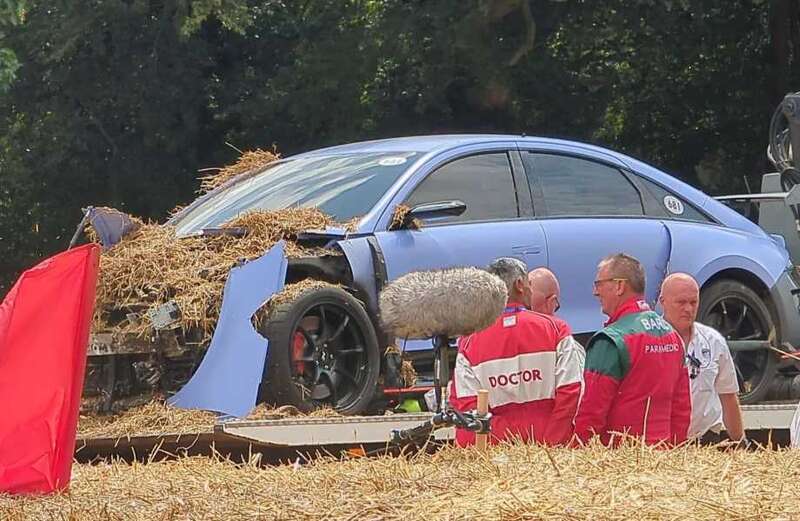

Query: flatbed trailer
216,403,799,447
74,402,799,464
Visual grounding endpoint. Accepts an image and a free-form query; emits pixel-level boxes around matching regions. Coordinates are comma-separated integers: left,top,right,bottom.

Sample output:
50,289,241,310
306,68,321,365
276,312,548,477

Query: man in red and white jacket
449,258,585,446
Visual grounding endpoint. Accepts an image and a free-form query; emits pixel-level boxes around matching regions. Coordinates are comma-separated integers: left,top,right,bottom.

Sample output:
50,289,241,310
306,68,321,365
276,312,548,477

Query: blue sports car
97,135,800,414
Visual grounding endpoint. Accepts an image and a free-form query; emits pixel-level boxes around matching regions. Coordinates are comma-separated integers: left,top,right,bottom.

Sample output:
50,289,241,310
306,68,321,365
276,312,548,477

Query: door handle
512,245,542,255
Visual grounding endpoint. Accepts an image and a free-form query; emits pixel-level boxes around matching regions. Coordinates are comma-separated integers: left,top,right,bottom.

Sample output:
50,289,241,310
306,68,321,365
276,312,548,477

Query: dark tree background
1,0,799,292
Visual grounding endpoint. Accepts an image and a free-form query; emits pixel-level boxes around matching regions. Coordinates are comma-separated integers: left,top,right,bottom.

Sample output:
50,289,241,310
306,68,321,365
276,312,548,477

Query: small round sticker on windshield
378,156,408,166
663,195,685,215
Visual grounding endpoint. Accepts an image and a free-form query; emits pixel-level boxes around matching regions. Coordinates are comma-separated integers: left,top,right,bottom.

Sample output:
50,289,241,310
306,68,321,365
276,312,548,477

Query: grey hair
487,257,528,294
599,253,646,294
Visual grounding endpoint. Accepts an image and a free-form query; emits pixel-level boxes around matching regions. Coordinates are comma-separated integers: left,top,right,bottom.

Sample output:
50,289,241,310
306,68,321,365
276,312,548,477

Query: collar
677,322,697,348
688,322,710,350
604,296,649,326
504,301,529,314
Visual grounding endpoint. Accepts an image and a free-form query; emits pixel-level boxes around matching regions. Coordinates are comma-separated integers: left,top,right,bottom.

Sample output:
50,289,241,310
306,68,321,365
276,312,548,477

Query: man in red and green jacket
574,253,690,446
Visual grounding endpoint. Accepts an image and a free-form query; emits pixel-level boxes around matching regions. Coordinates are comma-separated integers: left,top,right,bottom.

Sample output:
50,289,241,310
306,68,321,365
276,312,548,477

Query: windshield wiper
196,227,247,237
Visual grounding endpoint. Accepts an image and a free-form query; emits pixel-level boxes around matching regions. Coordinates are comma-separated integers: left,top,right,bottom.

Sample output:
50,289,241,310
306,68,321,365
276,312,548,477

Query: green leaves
0,0,27,92
0,47,19,92
0,0,797,292
0,0,27,26
178,0,254,36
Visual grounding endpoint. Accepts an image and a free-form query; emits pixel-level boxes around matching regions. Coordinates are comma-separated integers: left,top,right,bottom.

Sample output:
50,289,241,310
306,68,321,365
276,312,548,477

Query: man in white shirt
659,273,745,443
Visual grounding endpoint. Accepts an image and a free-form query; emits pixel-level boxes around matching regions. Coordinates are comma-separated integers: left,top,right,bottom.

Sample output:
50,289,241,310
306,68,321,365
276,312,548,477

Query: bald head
659,273,700,339
661,273,700,297
528,268,561,315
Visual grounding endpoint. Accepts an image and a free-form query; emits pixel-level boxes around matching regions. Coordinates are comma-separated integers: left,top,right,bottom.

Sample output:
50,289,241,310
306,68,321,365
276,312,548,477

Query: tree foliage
0,0,26,92
1,0,799,291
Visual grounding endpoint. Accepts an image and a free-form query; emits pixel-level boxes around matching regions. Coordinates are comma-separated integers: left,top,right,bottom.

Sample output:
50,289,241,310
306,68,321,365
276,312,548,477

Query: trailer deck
74,402,799,464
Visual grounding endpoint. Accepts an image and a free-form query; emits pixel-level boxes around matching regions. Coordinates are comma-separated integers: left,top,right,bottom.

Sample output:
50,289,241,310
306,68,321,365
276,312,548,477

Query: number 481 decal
663,195,685,215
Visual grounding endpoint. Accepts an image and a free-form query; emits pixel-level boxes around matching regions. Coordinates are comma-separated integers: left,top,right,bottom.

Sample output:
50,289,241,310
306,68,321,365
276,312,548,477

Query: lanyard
504,305,527,314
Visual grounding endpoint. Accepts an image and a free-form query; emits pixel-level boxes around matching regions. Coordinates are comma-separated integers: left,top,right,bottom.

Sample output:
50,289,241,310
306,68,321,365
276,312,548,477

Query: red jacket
449,302,585,446
574,297,691,446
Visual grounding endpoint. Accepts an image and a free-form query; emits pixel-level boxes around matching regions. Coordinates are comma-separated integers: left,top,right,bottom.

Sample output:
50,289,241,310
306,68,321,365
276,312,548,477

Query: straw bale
4,442,800,520
93,144,361,338
198,148,280,193
93,208,342,339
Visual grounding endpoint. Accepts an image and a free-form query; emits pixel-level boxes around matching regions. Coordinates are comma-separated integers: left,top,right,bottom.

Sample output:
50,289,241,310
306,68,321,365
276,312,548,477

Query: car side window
404,153,519,224
528,153,643,216
635,175,715,223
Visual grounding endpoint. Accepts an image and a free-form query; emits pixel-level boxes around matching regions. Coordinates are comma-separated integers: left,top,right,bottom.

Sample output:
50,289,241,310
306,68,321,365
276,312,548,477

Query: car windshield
172,151,417,236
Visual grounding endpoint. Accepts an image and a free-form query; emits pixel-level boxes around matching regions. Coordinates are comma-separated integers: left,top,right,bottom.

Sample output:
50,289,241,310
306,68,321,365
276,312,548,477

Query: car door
374,148,547,351
521,150,671,335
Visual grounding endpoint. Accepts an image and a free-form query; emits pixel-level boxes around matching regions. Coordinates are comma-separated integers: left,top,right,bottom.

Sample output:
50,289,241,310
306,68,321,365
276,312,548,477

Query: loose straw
4,440,800,520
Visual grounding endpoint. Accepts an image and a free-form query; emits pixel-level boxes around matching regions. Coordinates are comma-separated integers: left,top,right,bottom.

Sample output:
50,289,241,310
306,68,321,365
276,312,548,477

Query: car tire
698,279,778,404
258,286,380,414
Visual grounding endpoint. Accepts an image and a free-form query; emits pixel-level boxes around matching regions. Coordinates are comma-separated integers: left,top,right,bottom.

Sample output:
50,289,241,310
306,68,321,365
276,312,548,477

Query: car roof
295,134,615,157
296,134,767,235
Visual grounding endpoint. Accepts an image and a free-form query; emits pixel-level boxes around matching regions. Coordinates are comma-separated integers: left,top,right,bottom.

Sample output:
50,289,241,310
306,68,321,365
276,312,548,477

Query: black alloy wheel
698,279,777,404
259,286,380,414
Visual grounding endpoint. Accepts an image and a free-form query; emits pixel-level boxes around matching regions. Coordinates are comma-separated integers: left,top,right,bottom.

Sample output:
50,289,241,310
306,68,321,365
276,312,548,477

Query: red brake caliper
292,331,307,375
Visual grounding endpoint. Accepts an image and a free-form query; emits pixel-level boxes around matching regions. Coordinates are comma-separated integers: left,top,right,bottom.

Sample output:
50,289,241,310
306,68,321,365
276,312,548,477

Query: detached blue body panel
168,241,288,417
86,206,140,249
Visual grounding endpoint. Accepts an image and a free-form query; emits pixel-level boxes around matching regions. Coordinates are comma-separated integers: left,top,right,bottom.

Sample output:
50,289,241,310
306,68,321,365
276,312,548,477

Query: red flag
0,244,100,494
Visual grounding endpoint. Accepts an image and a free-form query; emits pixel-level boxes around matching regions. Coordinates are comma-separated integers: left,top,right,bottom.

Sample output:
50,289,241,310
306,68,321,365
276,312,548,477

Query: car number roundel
663,195,685,215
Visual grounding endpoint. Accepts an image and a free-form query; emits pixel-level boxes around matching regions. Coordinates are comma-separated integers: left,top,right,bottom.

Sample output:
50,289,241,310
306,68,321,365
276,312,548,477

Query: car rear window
527,153,644,217
635,175,715,223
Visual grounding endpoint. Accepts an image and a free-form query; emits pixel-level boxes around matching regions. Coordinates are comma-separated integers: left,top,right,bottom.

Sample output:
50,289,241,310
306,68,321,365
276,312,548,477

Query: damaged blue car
89,135,800,416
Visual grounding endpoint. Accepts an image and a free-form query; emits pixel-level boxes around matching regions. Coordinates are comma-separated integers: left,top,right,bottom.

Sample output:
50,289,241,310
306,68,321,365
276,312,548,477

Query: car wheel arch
693,254,780,291
284,251,381,330
285,254,381,335
699,267,780,341
700,267,771,298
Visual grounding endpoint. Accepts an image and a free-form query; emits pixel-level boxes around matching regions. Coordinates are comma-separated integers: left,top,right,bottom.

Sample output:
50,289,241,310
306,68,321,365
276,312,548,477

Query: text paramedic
574,253,691,446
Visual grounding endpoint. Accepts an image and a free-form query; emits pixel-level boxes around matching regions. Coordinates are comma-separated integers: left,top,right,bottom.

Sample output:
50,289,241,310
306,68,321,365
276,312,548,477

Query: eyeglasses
549,294,561,313
593,277,628,289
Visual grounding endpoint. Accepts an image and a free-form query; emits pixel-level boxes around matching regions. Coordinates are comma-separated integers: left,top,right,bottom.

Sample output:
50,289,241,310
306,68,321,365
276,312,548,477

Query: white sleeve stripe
453,352,481,399
554,335,585,388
